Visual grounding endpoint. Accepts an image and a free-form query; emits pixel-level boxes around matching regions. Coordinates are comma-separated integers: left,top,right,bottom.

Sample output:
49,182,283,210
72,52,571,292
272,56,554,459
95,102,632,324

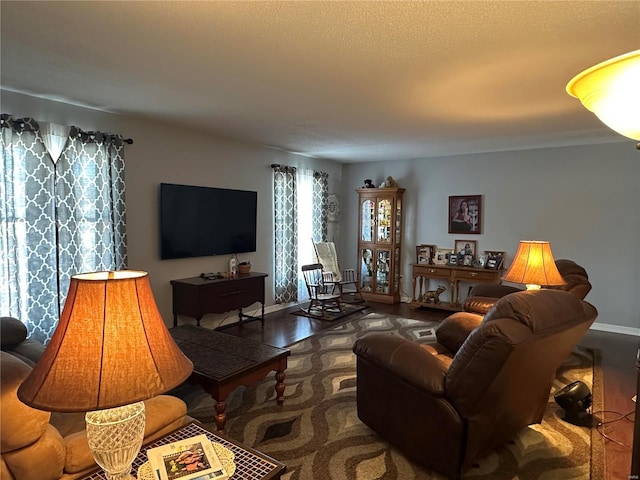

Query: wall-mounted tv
160,183,257,260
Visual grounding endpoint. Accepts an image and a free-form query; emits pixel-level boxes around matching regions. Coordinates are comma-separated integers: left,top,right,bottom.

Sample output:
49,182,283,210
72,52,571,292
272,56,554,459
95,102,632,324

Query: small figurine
421,285,446,304
385,176,398,187
363,179,375,188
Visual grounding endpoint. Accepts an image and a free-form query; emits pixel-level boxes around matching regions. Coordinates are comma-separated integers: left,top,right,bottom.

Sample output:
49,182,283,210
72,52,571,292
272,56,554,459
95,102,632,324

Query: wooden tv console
170,272,267,327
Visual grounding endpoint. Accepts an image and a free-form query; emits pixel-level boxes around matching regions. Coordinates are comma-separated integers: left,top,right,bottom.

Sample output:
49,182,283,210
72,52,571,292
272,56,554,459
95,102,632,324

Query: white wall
341,144,640,334
4,90,639,333
1,90,343,326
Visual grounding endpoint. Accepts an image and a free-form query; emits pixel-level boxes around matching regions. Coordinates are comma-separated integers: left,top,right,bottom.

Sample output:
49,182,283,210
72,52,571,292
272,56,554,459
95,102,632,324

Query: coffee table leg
275,369,286,405
214,400,227,433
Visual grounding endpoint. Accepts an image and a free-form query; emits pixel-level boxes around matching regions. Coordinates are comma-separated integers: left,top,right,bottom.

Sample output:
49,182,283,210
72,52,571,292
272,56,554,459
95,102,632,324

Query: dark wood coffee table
171,325,290,433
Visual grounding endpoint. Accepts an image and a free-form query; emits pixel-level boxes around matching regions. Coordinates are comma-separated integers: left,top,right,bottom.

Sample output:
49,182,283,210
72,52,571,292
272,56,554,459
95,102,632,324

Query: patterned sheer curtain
272,164,328,304
312,171,329,243
273,165,298,304
0,114,127,343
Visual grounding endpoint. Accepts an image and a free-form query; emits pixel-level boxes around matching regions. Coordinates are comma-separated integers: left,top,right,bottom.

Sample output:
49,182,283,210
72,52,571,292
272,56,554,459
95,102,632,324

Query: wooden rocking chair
313,241,365,304
301,263,342,317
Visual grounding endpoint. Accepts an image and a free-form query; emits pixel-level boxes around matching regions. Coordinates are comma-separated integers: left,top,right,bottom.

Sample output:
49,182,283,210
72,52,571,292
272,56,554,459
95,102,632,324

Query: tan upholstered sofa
353,289,598,478
1,317,190,480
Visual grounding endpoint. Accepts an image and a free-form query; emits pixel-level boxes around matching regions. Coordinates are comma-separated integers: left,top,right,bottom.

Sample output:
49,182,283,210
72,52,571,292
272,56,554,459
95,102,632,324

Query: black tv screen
160,183,257,260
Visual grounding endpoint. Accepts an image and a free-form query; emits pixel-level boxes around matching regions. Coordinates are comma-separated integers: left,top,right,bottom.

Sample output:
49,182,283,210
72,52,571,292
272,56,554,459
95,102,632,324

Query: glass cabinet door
377,198,392,243
375,249,391,294
360,248,374,292
395,197,402,244
393,247,401,294
361,199,375,242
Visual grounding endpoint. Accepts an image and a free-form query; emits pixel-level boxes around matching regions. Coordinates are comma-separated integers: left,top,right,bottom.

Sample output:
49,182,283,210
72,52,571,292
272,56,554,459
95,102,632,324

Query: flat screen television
160,183,257,260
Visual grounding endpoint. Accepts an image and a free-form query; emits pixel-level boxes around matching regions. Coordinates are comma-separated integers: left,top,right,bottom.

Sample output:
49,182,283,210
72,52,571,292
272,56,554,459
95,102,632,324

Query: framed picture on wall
449,195,482,234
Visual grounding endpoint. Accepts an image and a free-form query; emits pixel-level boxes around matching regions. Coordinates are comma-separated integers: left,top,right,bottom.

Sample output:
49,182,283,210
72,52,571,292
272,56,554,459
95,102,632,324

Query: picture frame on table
474,254,487,268
433,248,450,265
448,195,482,234
484,250,505,270
416,244,436,264
454,239,478,260
447,253,459,266
462,254,473,267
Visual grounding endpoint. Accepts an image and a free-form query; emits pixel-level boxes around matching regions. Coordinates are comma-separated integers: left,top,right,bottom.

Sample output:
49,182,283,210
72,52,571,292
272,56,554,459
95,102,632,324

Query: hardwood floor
219,302,638,479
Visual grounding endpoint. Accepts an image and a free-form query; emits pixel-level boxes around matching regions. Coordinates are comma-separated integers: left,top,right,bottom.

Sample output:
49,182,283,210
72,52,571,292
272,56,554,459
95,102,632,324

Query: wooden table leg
214,399,227,433
275,368,286,405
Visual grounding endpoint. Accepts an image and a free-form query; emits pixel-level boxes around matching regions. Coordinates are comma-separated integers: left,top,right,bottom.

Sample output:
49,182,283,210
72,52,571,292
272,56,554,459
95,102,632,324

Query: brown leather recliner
352,289,598,479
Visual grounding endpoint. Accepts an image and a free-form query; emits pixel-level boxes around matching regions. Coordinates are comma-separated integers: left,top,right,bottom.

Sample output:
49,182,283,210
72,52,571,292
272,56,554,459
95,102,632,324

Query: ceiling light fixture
566,49,640,141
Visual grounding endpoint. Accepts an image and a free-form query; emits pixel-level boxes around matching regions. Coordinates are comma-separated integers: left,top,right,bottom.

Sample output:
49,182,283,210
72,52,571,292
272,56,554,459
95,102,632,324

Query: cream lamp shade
18,270,193,411
566,49,640,141
503,241,566,290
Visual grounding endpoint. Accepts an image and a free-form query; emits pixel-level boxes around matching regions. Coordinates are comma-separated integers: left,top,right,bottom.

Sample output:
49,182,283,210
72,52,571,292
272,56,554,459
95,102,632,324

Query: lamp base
86,401,145,480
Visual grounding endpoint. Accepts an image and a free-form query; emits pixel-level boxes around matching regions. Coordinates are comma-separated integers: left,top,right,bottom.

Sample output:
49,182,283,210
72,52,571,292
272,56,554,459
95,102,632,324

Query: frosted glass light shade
567,50,640,141
503,241,566,290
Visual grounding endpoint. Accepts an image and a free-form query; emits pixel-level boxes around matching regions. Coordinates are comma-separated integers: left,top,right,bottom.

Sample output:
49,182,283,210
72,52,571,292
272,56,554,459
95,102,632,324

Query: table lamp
17,270,193,480
502,241,566,290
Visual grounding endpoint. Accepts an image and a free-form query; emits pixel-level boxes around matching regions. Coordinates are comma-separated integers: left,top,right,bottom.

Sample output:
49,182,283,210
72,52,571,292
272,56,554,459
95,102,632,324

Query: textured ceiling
1,1,639,163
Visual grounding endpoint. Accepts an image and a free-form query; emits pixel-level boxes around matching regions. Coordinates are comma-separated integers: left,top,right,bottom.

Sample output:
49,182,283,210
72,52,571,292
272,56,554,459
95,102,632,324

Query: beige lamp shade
18,270,193,412
503,241,566,290
566,49,640,141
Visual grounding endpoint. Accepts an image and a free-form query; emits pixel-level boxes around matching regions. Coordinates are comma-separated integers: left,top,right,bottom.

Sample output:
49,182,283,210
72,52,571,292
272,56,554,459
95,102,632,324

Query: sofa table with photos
171,272,268,327
170,325,290,433
79,421,286,480
410,263,503,311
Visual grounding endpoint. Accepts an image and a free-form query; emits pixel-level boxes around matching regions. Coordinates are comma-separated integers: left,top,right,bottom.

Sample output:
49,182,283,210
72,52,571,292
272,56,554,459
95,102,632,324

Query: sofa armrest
436,312,483,353
353,334,447,396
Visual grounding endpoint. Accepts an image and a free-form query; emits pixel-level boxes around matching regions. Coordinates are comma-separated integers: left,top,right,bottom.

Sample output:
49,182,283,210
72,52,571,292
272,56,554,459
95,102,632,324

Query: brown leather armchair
352,289,598,478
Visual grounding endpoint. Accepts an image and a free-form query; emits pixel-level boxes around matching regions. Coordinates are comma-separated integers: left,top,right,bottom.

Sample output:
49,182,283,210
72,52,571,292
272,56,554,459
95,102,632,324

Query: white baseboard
590,322,640,337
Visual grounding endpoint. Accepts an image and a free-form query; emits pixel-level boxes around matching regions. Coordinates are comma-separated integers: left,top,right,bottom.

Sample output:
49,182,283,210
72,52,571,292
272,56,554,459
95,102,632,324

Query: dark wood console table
410,263,503,311
171,272,268,327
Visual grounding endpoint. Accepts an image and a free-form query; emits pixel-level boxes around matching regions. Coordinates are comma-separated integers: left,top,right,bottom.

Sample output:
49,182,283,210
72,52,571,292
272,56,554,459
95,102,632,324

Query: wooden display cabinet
356,187,405,304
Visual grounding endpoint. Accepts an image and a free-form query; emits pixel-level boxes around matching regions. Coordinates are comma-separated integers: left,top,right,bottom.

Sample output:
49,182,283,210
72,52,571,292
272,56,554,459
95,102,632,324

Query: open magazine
146,434,228,480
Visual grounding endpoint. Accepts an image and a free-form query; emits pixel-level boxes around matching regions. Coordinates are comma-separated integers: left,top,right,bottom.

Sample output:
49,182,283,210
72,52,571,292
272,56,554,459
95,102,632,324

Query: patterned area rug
177,312,604,480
